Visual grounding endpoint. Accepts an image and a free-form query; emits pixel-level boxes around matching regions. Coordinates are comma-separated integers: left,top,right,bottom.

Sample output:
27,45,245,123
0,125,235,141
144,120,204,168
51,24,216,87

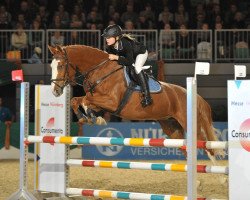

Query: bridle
51,47,123,94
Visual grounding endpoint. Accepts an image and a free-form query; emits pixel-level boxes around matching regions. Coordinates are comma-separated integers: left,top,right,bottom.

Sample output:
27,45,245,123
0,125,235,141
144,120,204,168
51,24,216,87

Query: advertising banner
82,122,227,160
35,85,69,193
228,80,250,200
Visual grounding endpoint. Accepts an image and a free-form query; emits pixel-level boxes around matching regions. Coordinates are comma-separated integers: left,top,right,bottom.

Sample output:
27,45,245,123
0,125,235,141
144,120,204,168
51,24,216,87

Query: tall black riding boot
137,71,153,107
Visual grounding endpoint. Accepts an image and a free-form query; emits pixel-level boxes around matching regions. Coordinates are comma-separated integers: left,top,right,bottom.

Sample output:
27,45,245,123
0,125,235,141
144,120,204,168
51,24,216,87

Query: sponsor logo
96,128,123,156
41,117,63,134
239,119,250,152
231,118,250,152
40,102,64,108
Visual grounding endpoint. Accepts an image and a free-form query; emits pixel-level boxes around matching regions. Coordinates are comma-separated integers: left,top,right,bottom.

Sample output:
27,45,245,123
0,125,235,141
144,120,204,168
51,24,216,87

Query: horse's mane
64,45,108,60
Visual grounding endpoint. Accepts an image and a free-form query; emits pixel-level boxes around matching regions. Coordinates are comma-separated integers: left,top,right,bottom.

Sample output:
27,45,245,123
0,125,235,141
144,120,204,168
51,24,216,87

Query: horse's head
49,44,110,96
48,45,75,97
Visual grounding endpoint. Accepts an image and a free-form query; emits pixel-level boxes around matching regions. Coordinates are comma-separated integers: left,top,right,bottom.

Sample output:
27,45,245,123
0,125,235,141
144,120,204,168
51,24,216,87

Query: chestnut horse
48,45,223,157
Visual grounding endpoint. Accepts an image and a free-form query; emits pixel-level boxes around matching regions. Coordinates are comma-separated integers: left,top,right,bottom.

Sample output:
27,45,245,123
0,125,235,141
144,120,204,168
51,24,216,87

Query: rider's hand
108,54,119,61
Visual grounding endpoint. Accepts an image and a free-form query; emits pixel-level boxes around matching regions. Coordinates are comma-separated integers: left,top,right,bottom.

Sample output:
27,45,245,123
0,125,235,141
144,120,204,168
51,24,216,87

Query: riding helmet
102,24,122,38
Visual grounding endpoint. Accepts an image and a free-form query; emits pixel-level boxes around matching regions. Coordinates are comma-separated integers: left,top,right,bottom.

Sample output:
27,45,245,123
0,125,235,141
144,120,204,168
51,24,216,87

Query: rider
102,24,153,107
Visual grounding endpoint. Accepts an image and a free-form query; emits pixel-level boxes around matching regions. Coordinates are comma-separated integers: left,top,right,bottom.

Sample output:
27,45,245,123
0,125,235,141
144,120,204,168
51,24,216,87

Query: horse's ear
55,45,64,54
48,45,57,55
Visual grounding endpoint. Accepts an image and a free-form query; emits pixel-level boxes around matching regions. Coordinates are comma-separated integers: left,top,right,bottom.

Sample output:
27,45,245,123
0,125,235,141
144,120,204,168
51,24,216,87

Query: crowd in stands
0,0,250,62
0,0,250,32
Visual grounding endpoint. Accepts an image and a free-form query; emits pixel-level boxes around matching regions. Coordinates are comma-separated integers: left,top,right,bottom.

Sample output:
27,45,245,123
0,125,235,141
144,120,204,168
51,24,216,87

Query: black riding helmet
102,24,122,38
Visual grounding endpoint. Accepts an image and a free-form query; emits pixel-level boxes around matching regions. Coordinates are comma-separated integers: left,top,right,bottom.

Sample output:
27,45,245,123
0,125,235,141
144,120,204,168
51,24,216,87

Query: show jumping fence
8,77,230,200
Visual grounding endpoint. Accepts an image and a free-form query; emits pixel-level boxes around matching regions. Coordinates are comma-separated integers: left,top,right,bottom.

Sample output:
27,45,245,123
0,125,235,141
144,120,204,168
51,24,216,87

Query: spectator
245,5,250,28
158,11,177,30
19,0,33,24
50,31,64,46
69,14,83,29
215,22,228,59
124,20,134,30
28,47,42,64
176,24,195,59
88,5,103,22
0,97,13,123
29,19,43,48
136,15,153,29
193,13,206,29
109,12,121,27
86,23,99,48
120,4,138,26
12,13,29,29
214,15,224,28
225,3,238,28
49,14,63,29
11,23,28,52
174,4,189,27
106,4,116,23
54,4,69,28
207,3,222,28
0,5,12,29
197,23,210,42
139,3,155,23
158,6,174,23
38,6,49,28
0,97,14,150
72,4,86,25
65,30,83,45
231,12,246,29
86,10,103,29
160,23,176,48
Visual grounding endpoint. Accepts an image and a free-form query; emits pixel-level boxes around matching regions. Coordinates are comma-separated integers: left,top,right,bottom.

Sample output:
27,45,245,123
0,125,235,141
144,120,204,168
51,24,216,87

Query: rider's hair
121,33,136,41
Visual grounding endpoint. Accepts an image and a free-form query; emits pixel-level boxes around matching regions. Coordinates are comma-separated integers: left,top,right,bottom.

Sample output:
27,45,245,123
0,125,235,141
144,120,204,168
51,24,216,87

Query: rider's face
106,37,116,46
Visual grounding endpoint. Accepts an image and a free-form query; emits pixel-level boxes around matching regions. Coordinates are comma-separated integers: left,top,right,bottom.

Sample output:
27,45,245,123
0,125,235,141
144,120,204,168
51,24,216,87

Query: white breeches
134,50,148,74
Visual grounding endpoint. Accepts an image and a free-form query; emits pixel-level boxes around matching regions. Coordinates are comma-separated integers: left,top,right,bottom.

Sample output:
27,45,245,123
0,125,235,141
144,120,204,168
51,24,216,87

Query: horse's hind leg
158,118,187,156
158,118,185,139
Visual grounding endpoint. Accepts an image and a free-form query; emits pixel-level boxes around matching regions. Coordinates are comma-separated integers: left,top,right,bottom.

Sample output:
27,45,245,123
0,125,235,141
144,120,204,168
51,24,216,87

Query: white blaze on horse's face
50,58,61,97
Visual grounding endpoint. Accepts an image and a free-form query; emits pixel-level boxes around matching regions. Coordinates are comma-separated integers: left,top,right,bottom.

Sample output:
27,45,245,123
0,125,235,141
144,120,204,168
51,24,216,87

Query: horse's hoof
79,118,87,124
96,117,107,125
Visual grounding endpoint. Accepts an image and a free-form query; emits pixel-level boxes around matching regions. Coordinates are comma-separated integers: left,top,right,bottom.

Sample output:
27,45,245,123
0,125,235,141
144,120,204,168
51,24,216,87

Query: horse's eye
57,64,64,70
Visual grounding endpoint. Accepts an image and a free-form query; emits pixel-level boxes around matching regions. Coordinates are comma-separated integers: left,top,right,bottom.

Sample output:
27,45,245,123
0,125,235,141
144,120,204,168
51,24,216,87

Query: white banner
228,80,250,200
35,85,70,193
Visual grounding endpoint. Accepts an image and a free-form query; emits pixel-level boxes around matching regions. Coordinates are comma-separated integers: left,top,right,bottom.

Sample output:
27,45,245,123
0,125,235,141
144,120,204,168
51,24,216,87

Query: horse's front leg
85,107,107,125
71,96,107,125
70,97,88,123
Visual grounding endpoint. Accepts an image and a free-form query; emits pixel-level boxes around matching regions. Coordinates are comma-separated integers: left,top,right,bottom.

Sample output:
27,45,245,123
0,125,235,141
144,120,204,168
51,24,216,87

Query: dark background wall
13,63,250,122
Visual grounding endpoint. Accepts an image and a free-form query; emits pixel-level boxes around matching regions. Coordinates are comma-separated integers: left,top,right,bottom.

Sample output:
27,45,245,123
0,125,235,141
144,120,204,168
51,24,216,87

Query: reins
51,47,123,94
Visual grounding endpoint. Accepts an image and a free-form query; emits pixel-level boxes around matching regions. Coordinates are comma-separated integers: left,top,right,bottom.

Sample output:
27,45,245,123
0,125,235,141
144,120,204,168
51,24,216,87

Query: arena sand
0,160,228,200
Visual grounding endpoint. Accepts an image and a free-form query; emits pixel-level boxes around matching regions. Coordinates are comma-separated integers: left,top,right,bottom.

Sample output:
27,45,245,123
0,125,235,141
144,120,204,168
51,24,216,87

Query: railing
46,29,101,62
0,30,45,63
215,29,250,62
0,29,249,63
159,29,213,62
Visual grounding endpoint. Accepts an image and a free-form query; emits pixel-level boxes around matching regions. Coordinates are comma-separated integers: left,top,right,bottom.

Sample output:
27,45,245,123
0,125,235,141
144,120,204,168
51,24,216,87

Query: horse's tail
198,97,226,159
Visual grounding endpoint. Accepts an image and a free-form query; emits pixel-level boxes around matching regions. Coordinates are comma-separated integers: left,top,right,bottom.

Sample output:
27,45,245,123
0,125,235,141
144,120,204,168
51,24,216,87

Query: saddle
124,66,162,93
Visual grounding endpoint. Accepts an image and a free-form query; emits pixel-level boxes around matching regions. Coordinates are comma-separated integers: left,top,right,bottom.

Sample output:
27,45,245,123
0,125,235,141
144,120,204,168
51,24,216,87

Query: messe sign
228,80,250,200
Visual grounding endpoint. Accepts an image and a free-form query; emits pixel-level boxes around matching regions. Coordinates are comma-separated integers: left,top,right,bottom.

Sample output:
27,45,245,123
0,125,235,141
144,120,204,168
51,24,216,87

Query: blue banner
82,122,228,160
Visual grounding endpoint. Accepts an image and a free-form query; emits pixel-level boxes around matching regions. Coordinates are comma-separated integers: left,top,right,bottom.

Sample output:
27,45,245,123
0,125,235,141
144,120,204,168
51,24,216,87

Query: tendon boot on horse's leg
86,108,97,124
86,108,107,125
137,71,152,107
76,109,88,123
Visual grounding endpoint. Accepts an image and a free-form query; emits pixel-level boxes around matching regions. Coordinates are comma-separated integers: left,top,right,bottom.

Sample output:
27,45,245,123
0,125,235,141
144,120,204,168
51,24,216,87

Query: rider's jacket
106,36,147,66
